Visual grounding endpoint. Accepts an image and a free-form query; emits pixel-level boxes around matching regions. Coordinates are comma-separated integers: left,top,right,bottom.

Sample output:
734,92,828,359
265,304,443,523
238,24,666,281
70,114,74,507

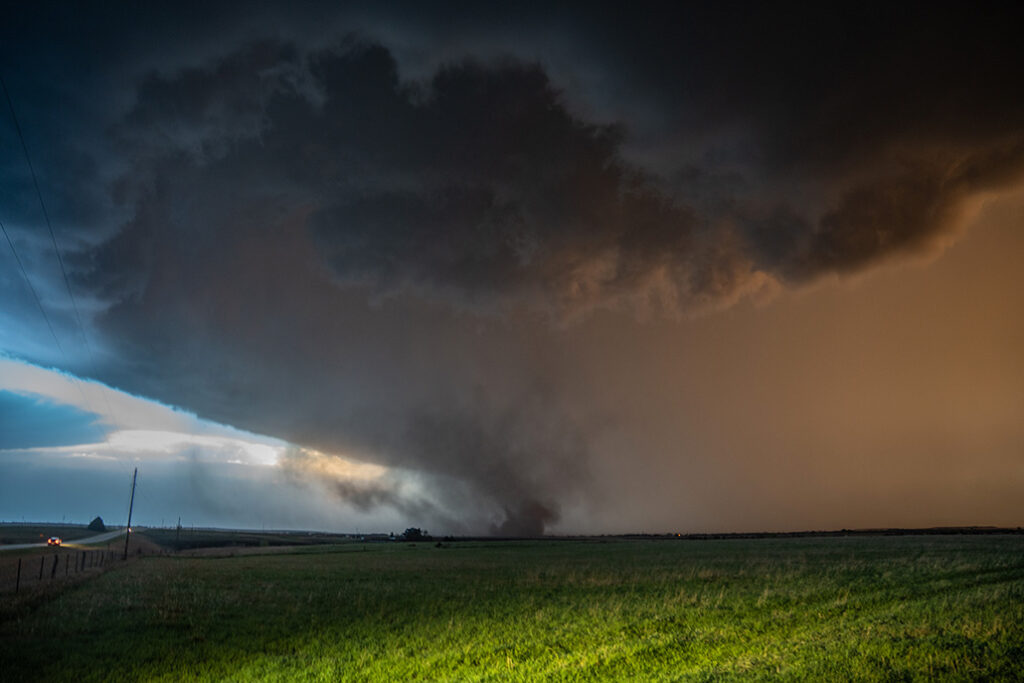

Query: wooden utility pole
123,467,137,560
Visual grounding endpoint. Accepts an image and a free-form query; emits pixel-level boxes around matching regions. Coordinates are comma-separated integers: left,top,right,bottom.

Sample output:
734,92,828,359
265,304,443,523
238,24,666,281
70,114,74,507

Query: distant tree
88,516,106,532
402,527,428,541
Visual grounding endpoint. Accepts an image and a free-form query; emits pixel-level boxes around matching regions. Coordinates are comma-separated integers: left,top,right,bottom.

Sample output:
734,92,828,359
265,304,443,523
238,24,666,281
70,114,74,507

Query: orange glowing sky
558,189,1024,532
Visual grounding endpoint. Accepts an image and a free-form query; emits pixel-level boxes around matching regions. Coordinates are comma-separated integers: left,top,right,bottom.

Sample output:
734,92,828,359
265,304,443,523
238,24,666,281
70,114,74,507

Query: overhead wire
1,74,91,356
0,217,68,358
1,73,128,474
1,216,96,413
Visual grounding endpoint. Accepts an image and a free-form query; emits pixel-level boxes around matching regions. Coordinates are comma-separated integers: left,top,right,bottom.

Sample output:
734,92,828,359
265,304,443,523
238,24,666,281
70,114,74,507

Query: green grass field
2,535,1022,681
139,527,358,552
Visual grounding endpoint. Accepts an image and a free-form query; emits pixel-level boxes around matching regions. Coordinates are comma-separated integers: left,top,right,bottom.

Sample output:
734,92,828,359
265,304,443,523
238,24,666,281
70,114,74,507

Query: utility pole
123,468,137,560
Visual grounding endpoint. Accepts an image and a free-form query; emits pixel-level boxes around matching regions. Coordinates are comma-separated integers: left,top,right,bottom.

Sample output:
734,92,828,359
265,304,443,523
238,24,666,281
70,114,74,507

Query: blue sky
0,357,411,531
0,389,108,449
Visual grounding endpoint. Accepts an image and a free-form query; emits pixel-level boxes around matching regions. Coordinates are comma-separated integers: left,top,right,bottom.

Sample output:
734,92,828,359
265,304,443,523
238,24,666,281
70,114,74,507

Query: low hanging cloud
106,41,715,318
104,38,1024,317
277,446,440,519
56,16,1024,534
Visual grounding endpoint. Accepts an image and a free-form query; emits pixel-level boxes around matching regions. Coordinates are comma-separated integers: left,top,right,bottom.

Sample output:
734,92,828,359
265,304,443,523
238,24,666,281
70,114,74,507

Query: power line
0,218,67,357
1,216,94,410
1,74,123,439
1,74,94,361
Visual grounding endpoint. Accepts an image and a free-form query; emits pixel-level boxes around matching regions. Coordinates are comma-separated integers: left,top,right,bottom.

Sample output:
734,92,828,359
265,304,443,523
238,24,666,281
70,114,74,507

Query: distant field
0,524,100,545
140,527,360,551
1,535,1022,681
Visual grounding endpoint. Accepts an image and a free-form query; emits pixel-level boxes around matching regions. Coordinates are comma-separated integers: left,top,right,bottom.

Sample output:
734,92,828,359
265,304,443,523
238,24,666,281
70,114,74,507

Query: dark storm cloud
5,2,1024,532
546,3,1024,283
79,39,627,532
795,143,1024,277
102,41,708,317
91,14,1024,318
749,140,1024,280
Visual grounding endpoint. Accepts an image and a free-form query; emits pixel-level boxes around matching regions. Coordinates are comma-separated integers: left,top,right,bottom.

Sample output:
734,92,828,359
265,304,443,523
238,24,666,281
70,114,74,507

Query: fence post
65,554,69,577
15,558,21,593
38,556,44,580
51,554,58,579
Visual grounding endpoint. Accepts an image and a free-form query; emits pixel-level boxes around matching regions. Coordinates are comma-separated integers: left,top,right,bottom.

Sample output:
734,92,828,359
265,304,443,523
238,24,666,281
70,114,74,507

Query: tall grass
2,535,1022,681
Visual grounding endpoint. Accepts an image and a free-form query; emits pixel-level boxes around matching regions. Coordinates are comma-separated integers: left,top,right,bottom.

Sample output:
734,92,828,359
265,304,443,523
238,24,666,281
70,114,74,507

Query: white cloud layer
0,357,417,531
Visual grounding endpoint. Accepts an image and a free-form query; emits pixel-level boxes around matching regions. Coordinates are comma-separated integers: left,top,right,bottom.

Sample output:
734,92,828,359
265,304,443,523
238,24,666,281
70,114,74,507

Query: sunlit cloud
103,430,283,466
0,358,411,529
285,447,390,480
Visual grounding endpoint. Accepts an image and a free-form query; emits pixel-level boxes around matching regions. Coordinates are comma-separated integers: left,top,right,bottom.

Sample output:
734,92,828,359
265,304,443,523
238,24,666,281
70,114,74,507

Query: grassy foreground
1,535,1022,681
